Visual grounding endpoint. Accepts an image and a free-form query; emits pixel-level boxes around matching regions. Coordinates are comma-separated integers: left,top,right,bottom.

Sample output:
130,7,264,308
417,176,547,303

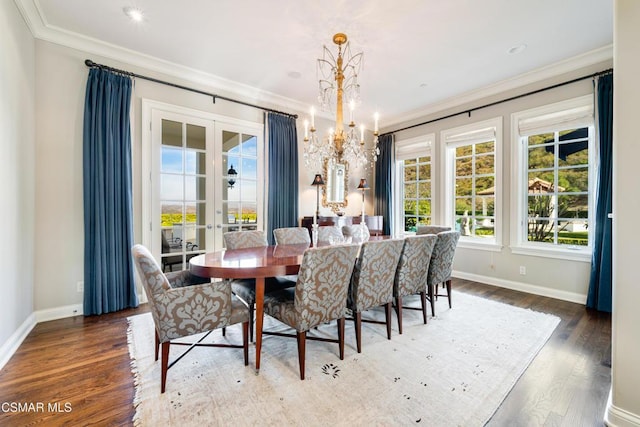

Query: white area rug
128,292,559,426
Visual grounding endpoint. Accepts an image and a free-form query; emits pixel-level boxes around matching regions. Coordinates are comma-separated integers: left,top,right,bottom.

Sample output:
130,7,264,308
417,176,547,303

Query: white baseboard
0,313,37,370
452,270,587,304
35,304,84,323
605,388,640,426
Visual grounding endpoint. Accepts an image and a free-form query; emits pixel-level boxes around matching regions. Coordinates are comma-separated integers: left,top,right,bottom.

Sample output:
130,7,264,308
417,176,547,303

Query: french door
144,101,264,271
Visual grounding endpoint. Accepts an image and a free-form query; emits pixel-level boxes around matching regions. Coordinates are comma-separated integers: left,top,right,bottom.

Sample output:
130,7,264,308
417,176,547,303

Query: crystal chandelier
303,33,380,173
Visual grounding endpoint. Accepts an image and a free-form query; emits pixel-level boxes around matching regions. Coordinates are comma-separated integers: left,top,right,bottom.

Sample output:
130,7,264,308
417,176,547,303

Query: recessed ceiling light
419,83,428,88
287,71,302,79
508,44,527,55
123,6,144,22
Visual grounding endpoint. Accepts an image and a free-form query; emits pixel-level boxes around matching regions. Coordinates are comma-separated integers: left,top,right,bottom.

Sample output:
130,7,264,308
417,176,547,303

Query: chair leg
296,331,306,380
222,327,226,337
420,291,428,324
446,279,452,308
242,321,249,366
249,304,255,343
155,330,160,361
337,318,345,360
395,296,403,335
428,283,436,316
354,312,362,353
384,302,392,340
160,341,170,394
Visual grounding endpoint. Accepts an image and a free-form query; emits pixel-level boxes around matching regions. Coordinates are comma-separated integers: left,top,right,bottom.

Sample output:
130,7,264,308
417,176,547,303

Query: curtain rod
382,68,613,136
84,59,298,119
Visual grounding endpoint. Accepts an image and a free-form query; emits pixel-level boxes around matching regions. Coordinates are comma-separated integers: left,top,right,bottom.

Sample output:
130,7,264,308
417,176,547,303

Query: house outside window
510,95,594,261
394,135,434,234
442,117,502,250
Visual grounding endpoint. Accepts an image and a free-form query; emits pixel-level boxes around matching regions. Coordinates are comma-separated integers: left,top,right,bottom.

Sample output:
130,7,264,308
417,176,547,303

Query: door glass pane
186,124,206,150
185,176,206,201
242,134,257,156
162,147,183,173
162,120,182,147
161,174,183,201
185,150,206,174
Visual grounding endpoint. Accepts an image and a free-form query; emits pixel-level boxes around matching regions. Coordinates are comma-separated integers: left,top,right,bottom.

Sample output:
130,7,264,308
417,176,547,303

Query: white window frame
393,134,435,235
510,95,595,262
442,117,503,251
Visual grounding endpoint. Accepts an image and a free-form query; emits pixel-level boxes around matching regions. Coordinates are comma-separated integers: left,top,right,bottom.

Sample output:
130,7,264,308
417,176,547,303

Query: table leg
254,276,265,371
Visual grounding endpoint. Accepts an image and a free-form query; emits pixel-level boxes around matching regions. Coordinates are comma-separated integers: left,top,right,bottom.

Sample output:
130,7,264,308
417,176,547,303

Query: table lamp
357,178,369,224
311,174,325,225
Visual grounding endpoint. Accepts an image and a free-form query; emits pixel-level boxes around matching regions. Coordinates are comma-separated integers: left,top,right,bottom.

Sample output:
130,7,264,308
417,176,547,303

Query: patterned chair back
416,225,451,235
224,230,268,249
292,244,360,331
317,226,343,244
131,244,234,342
394,234,438,298
348,239,404,312
273,227,311,245
427,231,460,285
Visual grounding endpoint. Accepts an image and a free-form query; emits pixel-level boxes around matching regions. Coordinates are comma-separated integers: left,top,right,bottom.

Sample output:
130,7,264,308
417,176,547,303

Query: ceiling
16,0,613,129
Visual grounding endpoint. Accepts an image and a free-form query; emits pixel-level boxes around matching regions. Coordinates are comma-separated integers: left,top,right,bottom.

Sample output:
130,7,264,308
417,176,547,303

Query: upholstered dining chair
223,230,296,342
273,227,312,245
341,224,370,243
416,225,451,235
317,225,343,244
131,244,249,393
393,234,437,334
262,244,360,380
426,230,461,316
347,238,404,353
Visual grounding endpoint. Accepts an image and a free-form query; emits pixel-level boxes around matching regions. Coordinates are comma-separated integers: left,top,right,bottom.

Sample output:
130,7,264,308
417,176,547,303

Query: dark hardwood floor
0,279,611,426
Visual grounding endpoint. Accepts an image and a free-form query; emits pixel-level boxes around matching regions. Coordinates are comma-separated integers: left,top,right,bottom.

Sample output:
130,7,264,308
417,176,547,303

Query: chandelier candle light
303,33,380,173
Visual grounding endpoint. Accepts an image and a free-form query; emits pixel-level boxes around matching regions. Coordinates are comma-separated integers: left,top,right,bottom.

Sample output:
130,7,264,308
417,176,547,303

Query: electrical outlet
519,266,526,275
77,281,84,292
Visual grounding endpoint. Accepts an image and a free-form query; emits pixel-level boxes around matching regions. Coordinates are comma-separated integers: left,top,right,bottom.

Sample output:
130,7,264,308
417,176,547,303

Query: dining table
188,235,391,371
189,243,310,371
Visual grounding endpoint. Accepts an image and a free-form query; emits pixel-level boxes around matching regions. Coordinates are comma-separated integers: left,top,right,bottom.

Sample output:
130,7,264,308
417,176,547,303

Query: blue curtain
83,68,138,315
267,113,299,244
374,134,395,236
586,73,613,312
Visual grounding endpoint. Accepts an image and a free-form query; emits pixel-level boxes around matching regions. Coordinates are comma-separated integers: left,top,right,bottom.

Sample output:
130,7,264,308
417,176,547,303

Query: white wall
0,0,36,367
608,1,640,425
385,61,612,303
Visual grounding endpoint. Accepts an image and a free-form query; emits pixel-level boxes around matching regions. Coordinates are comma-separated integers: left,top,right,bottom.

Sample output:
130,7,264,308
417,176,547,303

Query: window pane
186,124,205,150
528,146,554,169
456,178,472,197
242,204,258,224
161,147,183,173
476,154,494,175
528,195,552,216
241,180,257,202
242,134,258,156
404,216,417,232
455,197,472,215
456,157,472,177
161,174,183,200
404,164,417,182
558,167,588,192
475,176,494,194
418,163,431,180
185,150,205,175
418,200,431,216
161,202,183,226
417,156,431,163
558,219,588,246
223,131,241,154
558,194,589,218
225,183,240,201
185,176,206,201
456,145,472,157
224,202,240,224
418,181,431,198
528,133,554,146
185,202,206,226
558,142,588,167
417,216,431,226
242,158,257,179
162,119,182,147
476,141,494,154
476,196,494,216
527,172,556,192
404,199,417,215
404,182,417,198
528,218,554,243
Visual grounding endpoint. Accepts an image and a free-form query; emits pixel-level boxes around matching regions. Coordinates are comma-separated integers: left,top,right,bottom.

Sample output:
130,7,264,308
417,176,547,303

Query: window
443,117,502,249
395,135,434,234
511,95,594,261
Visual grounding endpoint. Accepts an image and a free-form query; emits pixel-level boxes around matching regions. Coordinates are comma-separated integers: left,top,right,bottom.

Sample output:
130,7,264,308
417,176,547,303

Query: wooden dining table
189,243,310,371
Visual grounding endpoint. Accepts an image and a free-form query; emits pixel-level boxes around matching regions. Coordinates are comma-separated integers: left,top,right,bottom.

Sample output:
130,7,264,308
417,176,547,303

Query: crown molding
13,0,310,116
382,44,613,131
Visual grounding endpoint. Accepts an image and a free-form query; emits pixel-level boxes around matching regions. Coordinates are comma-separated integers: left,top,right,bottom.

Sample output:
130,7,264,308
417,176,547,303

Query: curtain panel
374,134,395,236
83,68,138,315
266,113,299,244
586,73,613,312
